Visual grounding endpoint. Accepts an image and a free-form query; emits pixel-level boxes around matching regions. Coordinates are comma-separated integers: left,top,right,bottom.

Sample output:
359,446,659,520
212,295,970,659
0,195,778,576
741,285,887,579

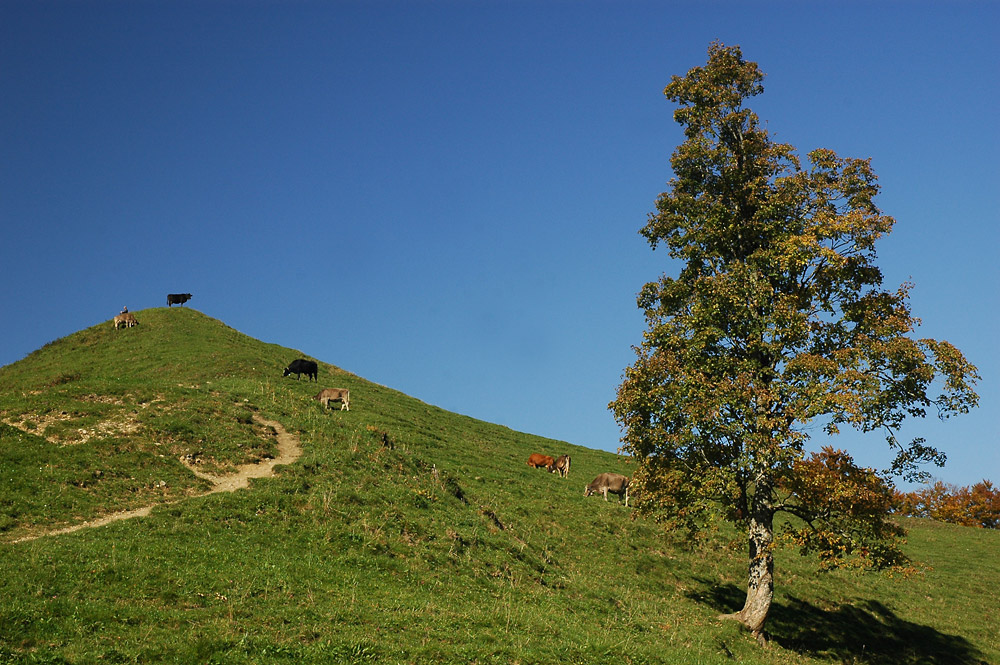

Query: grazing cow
527,453,555,470
167,293,192,307
113,312,137,329
283,359,318,381
584,473,630,506
549,454,571,478
314,388,350,411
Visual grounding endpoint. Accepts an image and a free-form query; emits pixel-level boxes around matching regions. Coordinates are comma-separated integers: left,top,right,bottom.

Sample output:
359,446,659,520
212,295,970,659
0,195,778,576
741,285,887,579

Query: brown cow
527,453,555,470
549,454,571,478
314,388,350,411
113,313,137,329
584,473,630,506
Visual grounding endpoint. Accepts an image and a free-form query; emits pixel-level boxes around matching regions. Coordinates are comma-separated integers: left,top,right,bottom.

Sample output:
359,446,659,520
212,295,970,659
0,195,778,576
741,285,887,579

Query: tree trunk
738,509,774,644
722,489,775,645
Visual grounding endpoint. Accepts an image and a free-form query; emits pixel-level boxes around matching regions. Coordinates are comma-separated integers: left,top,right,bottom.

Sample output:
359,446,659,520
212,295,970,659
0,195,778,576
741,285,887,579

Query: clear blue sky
2,1,996,489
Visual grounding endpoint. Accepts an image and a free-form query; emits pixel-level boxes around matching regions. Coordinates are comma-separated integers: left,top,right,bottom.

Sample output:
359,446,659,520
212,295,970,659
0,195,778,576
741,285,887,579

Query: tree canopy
611,42,979,643
894,480,1000,529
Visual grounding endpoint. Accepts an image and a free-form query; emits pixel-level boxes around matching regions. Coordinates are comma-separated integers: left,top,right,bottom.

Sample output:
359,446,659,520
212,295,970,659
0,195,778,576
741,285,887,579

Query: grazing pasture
0,308,996,664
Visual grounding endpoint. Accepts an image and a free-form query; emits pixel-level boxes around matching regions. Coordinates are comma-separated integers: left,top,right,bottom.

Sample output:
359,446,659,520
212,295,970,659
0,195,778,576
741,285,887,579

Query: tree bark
739,509,774,644
722,488,775,645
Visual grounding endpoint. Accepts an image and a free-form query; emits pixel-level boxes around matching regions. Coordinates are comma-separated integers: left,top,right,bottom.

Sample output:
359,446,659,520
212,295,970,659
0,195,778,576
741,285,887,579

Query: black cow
167,293,193,307
283,359,318,381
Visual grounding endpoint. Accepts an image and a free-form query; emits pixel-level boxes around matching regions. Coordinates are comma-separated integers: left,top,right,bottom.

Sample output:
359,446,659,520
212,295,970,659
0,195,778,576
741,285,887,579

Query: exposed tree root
718,612,769,647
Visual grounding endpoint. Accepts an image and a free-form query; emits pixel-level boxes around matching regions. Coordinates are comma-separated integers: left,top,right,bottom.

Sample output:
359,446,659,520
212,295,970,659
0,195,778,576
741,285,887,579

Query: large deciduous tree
611,43,979,643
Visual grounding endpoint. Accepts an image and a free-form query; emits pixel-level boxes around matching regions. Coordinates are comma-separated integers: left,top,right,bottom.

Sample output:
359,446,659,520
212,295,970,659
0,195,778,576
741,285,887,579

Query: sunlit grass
1,308,996,664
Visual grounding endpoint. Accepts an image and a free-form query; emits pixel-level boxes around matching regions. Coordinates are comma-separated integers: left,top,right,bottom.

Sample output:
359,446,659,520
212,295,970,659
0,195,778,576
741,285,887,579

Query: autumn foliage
611,42,979,642
780,447,909,571
893,480,1000,529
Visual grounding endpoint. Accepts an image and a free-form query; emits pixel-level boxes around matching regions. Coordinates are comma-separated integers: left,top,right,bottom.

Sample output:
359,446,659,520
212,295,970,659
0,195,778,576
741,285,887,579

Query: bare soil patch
1,394,156,445
8,415,301,544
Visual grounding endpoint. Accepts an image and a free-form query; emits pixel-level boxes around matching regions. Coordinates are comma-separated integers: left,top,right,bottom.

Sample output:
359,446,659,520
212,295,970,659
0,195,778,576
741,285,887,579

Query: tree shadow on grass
686,580,988,664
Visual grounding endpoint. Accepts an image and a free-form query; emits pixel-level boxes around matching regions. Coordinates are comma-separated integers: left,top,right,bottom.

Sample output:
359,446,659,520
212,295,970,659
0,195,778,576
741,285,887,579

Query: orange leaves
779,447,909,571
893,480,1000,529
784,447,895,519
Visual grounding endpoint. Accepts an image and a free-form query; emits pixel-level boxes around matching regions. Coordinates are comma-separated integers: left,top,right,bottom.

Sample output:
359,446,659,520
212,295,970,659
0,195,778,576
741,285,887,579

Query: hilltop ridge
2,307,315,384
0,307,618,544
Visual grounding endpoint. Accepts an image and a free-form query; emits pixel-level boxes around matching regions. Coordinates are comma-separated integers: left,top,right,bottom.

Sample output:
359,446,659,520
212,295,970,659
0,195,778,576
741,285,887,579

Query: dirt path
9,415,301,544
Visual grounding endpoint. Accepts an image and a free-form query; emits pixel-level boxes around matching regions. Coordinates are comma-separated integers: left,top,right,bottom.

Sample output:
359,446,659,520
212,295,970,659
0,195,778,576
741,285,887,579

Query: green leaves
613,42,979,590
665,42,765,140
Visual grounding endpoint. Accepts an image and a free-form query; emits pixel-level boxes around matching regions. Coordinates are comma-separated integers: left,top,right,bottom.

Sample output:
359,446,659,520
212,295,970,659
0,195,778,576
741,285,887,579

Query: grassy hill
1,308,996,664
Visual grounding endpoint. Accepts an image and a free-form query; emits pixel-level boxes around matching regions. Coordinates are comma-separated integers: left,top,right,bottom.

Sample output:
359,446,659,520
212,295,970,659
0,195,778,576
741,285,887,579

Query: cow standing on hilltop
167,293,192,307
113,312,137,329
283,359,318,381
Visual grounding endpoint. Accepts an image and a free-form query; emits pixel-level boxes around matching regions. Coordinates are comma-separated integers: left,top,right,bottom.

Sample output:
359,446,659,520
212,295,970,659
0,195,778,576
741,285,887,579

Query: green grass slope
1,308,997,664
